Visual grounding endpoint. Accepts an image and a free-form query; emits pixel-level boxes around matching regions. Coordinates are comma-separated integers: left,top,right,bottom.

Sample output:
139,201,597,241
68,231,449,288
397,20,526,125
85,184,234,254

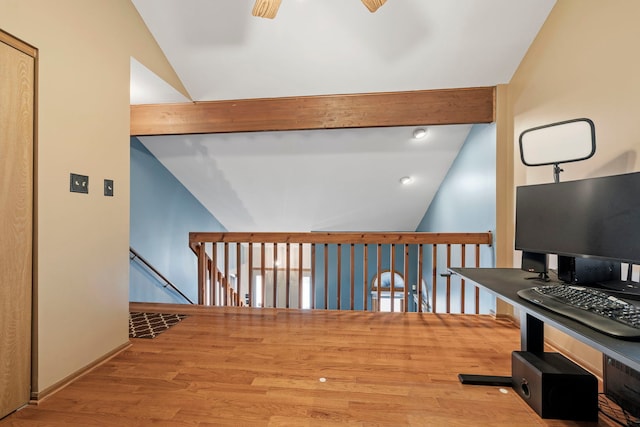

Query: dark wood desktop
450,267,640,373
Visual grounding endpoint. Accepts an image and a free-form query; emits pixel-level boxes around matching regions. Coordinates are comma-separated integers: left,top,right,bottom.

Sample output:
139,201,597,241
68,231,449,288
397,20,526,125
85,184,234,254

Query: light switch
104,179,114,197
70,173,89,194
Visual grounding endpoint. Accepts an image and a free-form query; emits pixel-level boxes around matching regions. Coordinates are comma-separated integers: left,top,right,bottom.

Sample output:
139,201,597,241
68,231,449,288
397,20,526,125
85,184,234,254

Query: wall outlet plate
70,173,89,194
104,179,114,197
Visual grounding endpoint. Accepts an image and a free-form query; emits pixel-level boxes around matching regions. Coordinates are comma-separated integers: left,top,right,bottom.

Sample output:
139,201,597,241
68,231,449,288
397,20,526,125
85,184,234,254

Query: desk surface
450,267,640,373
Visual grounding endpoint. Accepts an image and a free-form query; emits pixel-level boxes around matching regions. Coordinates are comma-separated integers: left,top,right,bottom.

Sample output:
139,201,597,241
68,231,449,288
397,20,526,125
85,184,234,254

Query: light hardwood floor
1,305,618,426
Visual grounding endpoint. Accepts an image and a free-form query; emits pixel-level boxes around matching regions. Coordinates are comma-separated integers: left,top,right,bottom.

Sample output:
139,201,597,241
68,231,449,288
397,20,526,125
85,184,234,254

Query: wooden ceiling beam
130,86,495,136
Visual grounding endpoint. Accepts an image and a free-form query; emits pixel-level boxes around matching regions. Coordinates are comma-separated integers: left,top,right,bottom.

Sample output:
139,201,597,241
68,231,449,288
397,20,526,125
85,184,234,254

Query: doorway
0,29,35,419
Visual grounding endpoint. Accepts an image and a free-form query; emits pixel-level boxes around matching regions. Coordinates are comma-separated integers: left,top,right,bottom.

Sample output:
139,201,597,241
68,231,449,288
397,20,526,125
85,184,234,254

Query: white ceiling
131,0,556,232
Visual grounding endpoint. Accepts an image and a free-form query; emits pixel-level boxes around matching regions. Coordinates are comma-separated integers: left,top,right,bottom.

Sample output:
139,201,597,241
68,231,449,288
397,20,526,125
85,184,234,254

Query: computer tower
511,351,598,421
557,255,620,285
603,356,640,418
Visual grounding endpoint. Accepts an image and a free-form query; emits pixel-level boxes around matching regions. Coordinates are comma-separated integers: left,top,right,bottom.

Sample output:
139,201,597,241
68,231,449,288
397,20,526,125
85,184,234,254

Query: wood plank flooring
1,305,618,426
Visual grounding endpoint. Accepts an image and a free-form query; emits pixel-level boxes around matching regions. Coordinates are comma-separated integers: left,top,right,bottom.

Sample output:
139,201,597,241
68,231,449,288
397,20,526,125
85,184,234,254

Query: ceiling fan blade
361,0,387,13
252,0,282,19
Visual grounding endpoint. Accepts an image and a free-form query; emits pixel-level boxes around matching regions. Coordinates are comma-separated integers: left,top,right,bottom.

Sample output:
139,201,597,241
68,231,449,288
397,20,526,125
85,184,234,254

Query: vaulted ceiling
130,0,556,231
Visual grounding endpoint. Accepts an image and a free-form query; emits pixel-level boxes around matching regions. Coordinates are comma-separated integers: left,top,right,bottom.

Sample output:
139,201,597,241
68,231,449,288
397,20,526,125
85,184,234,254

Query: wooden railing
189,232,494,314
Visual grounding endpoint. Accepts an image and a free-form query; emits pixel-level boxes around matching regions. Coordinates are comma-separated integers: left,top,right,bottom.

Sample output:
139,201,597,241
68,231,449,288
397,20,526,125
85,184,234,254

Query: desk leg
459,312,544,387
521,313,544,352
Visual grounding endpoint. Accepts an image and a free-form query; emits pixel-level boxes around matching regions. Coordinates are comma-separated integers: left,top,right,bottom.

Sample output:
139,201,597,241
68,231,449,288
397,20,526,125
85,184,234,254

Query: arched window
370,271,405,312
371,271,431,313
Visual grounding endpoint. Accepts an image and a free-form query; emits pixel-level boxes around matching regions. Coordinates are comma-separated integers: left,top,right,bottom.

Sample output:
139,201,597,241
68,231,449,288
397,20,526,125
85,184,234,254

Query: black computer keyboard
517,285,640,340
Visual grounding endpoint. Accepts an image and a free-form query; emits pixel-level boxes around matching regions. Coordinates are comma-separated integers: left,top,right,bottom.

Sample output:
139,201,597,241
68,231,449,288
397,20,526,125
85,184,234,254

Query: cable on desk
599,393,640,427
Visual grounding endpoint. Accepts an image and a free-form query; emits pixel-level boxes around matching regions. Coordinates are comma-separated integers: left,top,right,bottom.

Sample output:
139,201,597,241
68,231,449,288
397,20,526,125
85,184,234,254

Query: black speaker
521,251,547,274
511,351,598,421
557,255,620,285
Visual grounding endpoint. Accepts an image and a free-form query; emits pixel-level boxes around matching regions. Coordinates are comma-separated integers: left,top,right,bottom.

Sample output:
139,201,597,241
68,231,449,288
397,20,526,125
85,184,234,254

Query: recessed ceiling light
399,176,414,185
413,127,428,139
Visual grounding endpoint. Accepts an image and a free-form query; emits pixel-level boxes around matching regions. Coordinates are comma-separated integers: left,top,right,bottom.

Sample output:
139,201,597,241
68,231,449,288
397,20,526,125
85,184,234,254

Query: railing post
461,244,466,314
197,243,206,305
337,243,342,310
311,244,316,309
236,242,242,307
261,243,266,308
212,242,218,306
390,243,395,312
418,244,424,312
224,242,230,306
404,244,409,312
206,258,212,305
285,242,291,309
273,243,278,308
376,244,382,312
446,243,451,314
350,244,355,311
248,242,253,307
432,244,437,313
475,244,481,314
298,244,303,309
363,244,368,311
324,244,328,310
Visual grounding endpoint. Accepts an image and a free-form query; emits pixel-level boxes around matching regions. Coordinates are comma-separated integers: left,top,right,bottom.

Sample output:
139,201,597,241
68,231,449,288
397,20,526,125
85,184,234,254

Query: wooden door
0,31,35,419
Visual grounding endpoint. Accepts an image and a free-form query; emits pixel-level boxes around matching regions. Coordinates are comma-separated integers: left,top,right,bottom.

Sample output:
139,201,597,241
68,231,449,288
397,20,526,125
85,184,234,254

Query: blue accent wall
415,123,497,313
130,137,227,304
311,125,497,313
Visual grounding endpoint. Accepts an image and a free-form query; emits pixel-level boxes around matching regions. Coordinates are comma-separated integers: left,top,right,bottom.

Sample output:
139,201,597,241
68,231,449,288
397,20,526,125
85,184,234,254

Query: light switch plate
104,179,114,197
70,173,89,194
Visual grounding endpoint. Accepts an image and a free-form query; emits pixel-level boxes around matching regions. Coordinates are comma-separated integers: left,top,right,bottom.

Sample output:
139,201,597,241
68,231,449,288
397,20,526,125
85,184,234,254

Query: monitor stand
525,272,550,282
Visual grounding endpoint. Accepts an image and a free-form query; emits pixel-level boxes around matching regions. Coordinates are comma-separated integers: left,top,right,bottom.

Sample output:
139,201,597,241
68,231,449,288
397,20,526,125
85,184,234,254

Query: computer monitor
515,171,640,265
